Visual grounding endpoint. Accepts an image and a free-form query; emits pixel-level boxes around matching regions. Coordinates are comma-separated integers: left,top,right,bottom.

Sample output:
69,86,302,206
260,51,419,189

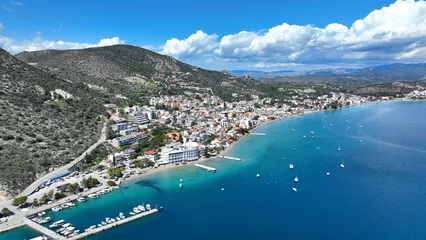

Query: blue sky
1,0,425,71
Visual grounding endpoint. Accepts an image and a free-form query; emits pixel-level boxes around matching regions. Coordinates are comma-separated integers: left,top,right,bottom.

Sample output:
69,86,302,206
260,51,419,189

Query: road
20,120,108,197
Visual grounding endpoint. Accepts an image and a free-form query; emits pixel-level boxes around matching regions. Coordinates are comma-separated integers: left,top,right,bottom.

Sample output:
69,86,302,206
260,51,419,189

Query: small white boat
146,204,152,211
106,218,112,224
111,218,116,223
51,206,62,212
138,205,145,211
77,197,85,202
293,148,296,151
303,135,306,138
97,224,102,227
129,212,135,215
317,147,320,150
37,212,46,217
292,187,297,192
338,144,341,151
179,183,183,188
256,174,260,178
180,179,183,182
116,217,121,221
133,208,141,213
68,230,80,238
326,172,330,176
294,177,299,183
311,131,314,134
340,159,345,168
66,202,76,207
221,188,225,192
62,223,71,228
49,220,64,228
359,140,363,143
292,127,295,132
359,125,364,128
88,193,98,199
101,221,107,225
289,164,294,170
312,135,315,138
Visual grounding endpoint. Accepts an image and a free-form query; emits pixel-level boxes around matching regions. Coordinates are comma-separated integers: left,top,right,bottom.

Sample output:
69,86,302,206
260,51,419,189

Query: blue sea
3,101,426,240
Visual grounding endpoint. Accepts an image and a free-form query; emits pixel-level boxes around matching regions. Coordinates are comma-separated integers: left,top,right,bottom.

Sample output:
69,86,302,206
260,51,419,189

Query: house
111,132,147,147
144,150,159,161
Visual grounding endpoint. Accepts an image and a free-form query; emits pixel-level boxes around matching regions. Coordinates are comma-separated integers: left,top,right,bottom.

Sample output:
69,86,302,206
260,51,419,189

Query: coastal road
20,119,109,197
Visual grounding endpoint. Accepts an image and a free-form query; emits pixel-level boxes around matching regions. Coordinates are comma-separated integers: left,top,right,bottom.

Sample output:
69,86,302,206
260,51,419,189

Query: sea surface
3,101,426,240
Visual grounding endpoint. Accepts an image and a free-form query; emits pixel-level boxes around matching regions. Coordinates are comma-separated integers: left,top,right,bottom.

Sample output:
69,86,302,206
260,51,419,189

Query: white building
111,132,147,147
159,142,199,164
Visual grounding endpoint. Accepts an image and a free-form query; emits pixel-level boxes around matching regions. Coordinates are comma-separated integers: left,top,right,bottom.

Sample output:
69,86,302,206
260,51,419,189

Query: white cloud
160,30,218,58
10,1,23,6
2,5,13,12
214,0,426,65
0,28,125,54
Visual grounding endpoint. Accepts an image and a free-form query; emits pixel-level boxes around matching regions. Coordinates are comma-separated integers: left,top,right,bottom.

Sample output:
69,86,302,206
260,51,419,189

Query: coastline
113,98,425,186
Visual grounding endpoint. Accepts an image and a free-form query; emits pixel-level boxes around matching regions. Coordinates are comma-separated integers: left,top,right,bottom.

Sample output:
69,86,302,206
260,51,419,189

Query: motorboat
49,220,64,228
289,164,294,170
138,205,146,212
51,206,62,212
256,174,260,178
292,187,297,192
129,212,135,215
340,159,345,168
326,172,330,176
179,183,183,188
133,208,141,213
294,177,299,183
77,197,85,202
116,217,121,221
146,204,152,211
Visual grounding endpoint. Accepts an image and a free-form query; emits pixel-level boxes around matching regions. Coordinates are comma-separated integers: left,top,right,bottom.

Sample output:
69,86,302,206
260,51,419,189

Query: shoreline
0,98,423,235
98,98,425,186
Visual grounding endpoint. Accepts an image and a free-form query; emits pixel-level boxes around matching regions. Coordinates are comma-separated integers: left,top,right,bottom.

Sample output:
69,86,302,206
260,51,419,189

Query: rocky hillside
0,48,106,195
16,45,264,102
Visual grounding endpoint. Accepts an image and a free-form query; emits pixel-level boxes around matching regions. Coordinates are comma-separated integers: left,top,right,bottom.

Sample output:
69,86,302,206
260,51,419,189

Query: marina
194,164,217,172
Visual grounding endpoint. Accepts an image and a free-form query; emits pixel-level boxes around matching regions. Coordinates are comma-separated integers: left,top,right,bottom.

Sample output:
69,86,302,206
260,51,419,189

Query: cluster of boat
129,204,151,215
30,216,51,224
87,186,119,199
49,220,80,237
51,202,76,212
97,212,126,227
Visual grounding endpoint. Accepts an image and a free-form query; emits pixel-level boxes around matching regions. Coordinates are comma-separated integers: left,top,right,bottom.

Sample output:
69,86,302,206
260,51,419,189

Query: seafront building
158,142,200,165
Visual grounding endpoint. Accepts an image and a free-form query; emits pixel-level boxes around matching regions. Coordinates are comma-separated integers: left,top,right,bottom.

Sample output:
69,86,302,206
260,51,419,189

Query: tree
54,192,66,200
12,196,27,206
232,113,237,118
107,180,117,187
47,190,54,199
1,208,12,217
82,177,100,189
32,198,38,207
112,154,116,167
204,148,210,158
107,167,115,178
178,134,183,144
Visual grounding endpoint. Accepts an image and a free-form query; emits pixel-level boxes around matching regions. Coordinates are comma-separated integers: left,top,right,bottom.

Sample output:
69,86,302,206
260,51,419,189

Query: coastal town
0,87,425,239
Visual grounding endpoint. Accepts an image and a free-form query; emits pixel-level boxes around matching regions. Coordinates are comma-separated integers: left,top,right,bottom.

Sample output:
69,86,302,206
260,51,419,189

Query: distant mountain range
229,63,426,82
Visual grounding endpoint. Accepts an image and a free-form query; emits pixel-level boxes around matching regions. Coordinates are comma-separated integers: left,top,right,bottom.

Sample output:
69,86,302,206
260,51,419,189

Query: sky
1,0,426,71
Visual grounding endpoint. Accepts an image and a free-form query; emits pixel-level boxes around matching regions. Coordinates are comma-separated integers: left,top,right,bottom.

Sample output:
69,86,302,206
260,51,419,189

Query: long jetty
69,208,160,240
194,164,216,172
24,218,65,240
249,133,267,136
221,156,241,161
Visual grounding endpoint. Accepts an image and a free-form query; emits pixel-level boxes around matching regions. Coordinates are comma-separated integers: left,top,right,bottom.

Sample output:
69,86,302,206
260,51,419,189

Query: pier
69,208,160,240
249,133,267,136
24,218,65,240
194,164,216,172
221,156,241,161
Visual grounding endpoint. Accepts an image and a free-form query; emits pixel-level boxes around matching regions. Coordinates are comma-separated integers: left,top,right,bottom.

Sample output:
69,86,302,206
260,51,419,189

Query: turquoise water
3,101,426,239
0,226,44,240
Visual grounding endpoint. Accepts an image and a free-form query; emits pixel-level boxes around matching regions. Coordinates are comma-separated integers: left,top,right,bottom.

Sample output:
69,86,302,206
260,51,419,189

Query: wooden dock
194,164,216,172
24,218,65,240
69,208,160,239
221,156,241,161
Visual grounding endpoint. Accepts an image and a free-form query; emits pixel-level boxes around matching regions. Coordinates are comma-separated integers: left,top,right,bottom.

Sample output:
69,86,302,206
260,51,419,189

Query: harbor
194,164,216,172
69,208,161,240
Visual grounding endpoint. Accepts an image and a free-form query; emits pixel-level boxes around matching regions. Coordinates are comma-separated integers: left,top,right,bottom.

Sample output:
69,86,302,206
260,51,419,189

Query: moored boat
49,220,64,228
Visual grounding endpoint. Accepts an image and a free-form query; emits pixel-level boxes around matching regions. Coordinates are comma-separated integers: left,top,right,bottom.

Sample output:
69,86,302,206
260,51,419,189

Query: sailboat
338,144,341,151
340,159,345,168
292,127,295,132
